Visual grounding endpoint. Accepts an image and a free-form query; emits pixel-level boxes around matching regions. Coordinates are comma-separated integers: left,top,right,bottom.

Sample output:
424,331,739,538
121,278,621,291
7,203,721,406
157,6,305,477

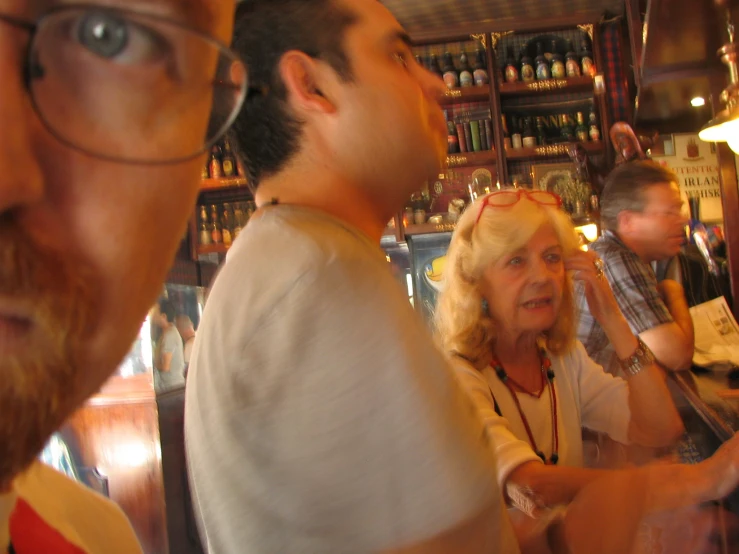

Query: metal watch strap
618,337,654,377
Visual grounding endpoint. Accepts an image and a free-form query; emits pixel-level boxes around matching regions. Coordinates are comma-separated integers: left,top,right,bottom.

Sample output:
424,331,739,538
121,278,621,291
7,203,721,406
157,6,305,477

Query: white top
185,205,519,553
0,461,141,553
452,341,631,490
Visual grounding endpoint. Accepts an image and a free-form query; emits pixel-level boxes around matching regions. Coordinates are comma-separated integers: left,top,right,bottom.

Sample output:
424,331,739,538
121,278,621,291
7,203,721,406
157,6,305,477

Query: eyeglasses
1,5,248,164
475,189,563,225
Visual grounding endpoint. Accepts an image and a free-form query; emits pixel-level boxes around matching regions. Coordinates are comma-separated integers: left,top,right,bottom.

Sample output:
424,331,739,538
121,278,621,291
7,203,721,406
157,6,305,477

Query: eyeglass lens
28,7,247,163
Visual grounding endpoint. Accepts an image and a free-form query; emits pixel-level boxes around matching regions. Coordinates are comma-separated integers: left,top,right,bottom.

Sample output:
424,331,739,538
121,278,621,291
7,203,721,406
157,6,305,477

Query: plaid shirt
575,231,673,374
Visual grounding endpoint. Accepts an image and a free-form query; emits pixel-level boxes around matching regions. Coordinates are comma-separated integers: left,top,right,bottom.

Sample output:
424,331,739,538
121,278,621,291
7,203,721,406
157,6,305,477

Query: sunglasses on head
474,189,563,225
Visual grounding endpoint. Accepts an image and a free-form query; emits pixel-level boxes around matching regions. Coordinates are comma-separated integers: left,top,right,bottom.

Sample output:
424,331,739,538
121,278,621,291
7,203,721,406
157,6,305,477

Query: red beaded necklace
492,347,559,465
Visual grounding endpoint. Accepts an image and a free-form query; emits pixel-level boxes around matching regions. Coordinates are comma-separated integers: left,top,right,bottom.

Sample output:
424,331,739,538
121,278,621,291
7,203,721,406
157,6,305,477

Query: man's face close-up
0,0,238,487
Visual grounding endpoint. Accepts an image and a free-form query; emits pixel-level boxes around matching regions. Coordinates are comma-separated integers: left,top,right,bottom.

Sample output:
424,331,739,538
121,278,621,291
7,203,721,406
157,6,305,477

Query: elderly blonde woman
435,189,739,553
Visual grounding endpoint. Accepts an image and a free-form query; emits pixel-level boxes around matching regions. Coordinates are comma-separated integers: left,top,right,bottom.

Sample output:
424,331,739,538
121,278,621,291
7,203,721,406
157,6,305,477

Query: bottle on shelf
536,116,547,146
501,115,512,150
221,203,233,247
428,53,444,80
209,145,224,179
198,205,211,246
469,120,482,152
580,39,596,76
209,204,223,244
565,40,581,77
221,140,237,177
588,108,601,141
543,40,555,63
510,116,523,149
550,41,566,79
473,49,489,86
522,117,537,148
201,163,209,180
441,51,459,89
575,112,589,142
233,203,244,239
520,51,535,83
535,42,551,80
415,54,424,69
504,46,519,83
559,114,575,141
447,120,459,153
458,51,474,87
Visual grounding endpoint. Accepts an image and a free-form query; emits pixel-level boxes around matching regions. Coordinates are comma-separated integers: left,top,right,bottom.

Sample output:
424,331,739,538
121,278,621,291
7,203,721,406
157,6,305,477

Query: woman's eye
545,253,562,264
508,256,524,267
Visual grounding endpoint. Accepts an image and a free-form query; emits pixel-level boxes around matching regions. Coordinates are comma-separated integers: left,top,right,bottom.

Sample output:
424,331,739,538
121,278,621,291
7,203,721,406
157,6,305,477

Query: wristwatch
618,337,655,377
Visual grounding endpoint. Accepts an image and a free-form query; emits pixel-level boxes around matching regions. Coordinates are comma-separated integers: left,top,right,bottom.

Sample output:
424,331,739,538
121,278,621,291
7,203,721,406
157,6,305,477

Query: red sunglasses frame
474,189,563,225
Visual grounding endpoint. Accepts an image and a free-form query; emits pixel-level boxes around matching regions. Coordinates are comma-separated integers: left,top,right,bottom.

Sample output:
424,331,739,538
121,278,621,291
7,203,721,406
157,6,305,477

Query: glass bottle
201,163,209,180
550,41,565,79
536,116,547,146
198,205,211,246
473,49,489,86
209,204,223,244
504,46,519,83
560,114,574,141
458,51,473,87
575,112,589,142
501,115,512,150
580,39,596,76
511,116,523,149
442,51,459,89
221,203,233,247
535,42,550,80
565,40,581,77
209,145,224,179
233,203,244,239
521,53,535,83
588,108,601,141
522,117,537,148
221,140,237,177
428,53,443,80
447,120,459,153
544,40,555,63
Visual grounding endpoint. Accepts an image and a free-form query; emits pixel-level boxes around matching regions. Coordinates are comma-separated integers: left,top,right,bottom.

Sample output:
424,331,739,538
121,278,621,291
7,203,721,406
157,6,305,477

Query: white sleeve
451,359,542,492
572,341,631,444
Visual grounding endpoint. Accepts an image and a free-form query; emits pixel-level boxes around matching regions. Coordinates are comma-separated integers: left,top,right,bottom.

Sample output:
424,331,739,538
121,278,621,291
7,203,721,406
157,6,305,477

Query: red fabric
10,499,87,554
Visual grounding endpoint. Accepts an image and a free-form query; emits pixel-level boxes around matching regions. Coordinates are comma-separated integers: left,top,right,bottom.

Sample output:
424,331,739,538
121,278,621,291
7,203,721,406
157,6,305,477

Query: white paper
690,296,739,371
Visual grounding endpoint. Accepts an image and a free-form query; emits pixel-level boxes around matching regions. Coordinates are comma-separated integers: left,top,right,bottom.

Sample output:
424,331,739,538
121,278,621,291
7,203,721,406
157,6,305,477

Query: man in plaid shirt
576,161,695,374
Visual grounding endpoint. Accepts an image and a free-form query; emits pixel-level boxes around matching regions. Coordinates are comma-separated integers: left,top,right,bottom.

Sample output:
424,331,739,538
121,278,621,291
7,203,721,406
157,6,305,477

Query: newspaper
690,296,739,371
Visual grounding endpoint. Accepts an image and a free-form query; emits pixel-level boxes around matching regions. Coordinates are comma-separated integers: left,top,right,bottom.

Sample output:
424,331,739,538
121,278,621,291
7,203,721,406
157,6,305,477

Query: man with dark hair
185,0,519,552
0,1,244,551
576,161,694,374
153,299,185,392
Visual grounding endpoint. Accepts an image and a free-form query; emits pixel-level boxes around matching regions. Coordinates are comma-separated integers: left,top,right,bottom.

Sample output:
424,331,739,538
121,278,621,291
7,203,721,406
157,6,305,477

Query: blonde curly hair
434,191,581,368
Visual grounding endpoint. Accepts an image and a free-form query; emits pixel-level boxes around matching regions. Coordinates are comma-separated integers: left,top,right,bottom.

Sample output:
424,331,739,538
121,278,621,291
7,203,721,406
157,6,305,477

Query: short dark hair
229,0,358,188
600,161,679,231
157,299,176,323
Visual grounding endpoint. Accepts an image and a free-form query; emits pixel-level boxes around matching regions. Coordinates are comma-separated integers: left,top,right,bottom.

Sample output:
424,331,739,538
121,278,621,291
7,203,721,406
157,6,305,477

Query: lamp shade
699,109,739,142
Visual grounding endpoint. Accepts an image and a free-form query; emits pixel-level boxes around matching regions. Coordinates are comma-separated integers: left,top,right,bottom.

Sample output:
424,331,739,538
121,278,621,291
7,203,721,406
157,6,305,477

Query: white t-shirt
185,205,519,553
452,341,631,490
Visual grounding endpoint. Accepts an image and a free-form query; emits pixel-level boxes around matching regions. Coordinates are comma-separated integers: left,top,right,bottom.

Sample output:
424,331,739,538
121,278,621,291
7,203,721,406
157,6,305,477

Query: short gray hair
600,161,679,231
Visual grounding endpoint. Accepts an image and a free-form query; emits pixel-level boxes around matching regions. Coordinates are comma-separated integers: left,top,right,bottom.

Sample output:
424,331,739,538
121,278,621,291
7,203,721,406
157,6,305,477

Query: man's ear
616,210,634,235
278,51,337,115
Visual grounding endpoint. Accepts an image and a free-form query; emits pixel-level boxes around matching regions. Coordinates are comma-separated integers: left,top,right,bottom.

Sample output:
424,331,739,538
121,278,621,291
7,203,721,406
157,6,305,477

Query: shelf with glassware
414,37,497,170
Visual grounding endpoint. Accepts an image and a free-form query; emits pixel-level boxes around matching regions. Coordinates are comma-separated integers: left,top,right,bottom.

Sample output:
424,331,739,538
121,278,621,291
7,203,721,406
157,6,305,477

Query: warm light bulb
728,136,739,155
691,97,706,107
